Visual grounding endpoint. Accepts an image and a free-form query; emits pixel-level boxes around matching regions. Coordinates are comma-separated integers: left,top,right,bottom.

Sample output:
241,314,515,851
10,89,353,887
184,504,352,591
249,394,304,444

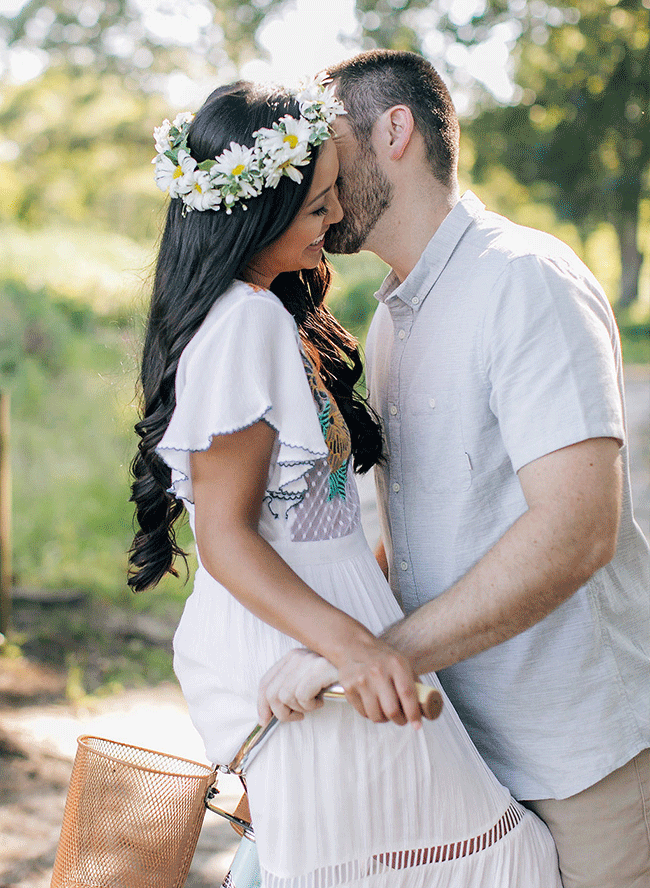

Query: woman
129,77,560,886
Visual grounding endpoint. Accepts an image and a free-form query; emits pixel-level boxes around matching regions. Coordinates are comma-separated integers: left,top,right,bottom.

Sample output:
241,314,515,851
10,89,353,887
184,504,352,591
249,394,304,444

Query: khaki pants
523,748,650,888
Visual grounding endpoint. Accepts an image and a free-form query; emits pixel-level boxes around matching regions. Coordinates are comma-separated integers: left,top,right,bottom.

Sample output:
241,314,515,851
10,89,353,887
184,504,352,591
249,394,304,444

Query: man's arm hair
382,437,622,674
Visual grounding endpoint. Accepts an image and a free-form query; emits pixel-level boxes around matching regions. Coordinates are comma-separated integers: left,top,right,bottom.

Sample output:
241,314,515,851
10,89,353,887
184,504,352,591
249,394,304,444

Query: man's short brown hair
327,50,460,186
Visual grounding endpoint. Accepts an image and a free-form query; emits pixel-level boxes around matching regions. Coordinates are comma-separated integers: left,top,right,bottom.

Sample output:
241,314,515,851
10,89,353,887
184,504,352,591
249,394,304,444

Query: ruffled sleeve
157,283,328,507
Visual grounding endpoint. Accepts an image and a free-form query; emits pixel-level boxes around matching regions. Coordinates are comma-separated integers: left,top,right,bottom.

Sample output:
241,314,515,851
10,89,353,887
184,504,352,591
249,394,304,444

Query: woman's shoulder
220,279,290,315
207,280,295,334
183,280,298,366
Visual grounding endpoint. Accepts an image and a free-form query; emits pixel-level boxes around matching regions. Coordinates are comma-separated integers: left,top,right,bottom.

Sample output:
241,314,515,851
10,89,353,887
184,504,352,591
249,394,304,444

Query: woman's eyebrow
305,186,331,208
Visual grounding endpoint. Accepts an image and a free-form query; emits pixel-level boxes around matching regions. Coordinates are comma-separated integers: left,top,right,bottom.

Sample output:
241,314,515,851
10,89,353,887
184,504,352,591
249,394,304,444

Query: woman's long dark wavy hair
128,81,383,593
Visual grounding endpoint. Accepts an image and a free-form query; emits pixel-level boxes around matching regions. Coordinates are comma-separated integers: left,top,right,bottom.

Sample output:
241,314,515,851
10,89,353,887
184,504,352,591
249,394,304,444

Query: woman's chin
303,247,324,265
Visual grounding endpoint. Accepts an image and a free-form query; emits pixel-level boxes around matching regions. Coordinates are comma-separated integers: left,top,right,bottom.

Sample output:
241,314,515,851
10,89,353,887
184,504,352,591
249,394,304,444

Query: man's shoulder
469,206,578,269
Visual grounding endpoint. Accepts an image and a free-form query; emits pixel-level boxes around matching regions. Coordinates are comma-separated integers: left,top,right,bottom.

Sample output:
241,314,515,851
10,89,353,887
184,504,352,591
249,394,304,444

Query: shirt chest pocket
403,391,472,493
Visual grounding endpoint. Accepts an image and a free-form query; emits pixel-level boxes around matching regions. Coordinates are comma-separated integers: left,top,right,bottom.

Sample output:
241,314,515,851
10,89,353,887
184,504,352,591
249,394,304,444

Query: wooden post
0,390,12,637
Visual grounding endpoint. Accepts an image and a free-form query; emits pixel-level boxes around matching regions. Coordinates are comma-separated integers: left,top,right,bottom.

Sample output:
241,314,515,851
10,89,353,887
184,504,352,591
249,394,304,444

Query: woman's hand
258,648,338,725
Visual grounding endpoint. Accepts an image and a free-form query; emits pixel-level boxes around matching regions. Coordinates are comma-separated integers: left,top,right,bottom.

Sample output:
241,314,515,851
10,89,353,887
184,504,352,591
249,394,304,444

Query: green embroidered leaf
328,462,348,501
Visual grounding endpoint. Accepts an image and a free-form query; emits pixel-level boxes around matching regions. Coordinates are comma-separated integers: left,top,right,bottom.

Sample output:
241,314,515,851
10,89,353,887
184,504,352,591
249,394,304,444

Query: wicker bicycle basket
50,735,217,888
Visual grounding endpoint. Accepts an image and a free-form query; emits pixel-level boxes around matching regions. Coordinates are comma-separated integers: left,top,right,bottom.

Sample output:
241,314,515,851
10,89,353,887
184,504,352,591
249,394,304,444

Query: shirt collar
375,190,485,308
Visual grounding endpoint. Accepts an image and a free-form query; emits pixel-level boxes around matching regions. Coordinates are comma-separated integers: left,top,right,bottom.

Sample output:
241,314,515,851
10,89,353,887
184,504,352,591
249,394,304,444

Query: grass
1,222,155,318
617,319,650,365
2,280,193,612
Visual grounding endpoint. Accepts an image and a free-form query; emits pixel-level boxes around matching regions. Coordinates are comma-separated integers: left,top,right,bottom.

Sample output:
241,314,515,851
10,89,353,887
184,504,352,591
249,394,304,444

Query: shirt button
392,482,400,492
429,398,436,409
411,296,420,305
389,404,398,416
400,560,408,571
398,329,406,340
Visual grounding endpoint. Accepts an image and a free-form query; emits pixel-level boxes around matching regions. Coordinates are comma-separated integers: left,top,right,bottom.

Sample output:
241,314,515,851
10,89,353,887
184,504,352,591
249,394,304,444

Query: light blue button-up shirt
366,191,650,800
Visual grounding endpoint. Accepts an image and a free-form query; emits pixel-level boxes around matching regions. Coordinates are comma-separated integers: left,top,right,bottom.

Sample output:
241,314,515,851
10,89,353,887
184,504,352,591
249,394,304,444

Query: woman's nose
329,189,344,224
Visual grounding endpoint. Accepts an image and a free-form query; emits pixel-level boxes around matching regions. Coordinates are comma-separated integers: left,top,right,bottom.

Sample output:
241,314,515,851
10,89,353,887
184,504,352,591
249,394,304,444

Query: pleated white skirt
173,529,561,887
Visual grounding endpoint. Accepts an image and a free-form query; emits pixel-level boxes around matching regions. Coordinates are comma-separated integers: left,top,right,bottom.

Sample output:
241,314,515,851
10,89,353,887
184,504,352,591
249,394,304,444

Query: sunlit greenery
467,0,650,307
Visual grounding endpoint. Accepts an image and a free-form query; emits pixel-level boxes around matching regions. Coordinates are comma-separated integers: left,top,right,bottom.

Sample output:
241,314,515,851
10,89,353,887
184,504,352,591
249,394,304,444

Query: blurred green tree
350,0,650,307
0,0,277,75
3,0,649,306
0,65,167,238
438,1,650,308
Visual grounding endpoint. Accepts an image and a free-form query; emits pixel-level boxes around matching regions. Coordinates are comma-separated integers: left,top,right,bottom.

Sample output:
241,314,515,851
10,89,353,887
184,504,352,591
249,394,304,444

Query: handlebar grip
323,682,443,721
415,683,443,721
226,682,444,774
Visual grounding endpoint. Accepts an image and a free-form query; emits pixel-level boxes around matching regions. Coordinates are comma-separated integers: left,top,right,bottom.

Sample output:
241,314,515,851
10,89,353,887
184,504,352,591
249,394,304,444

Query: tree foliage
0,64,167,239
3,0,649,306
464,0,650,306
0,0,285,75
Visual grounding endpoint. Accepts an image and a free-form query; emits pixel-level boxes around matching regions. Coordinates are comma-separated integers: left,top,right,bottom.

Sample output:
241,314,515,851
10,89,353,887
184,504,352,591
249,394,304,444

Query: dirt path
0,682,243,888
0,367,647,888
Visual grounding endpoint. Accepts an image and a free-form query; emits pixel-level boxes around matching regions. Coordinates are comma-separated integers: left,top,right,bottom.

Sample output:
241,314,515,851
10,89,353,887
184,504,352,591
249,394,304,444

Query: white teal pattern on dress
300,351,351,502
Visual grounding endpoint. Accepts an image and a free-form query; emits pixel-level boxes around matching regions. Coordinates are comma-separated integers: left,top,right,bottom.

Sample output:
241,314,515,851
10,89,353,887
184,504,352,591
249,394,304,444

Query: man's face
324,116,393,255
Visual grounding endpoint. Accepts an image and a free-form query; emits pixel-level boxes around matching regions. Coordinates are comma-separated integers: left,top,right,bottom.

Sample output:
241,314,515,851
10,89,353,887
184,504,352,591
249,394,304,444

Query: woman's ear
375,105,415,161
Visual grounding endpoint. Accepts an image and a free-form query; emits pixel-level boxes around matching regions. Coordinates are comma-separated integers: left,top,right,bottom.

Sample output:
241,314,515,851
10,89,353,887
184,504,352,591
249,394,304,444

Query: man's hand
334,637,422,729
258,641,424,730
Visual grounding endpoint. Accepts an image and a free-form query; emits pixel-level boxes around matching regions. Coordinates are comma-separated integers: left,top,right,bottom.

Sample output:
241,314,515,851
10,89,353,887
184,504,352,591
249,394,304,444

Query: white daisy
172,111,194,130
296,73,329,107
257,116,312,161
298,76,346,124
183,170,222,211
263,157,306,189
154,149,195,198
153,154,177,193
153,119,172,154
211,142,259,180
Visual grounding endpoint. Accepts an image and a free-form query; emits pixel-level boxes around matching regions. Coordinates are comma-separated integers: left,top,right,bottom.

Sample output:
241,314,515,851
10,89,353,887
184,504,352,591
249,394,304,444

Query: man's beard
324,145,393,255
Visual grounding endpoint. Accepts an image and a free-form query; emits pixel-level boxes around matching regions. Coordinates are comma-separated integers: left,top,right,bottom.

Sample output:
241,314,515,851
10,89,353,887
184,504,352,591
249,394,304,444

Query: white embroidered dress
158,280,560,888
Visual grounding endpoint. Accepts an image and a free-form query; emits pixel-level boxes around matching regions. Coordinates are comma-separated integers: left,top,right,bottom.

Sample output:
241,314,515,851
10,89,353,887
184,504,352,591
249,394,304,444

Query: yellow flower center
231,163,245,176
173,165,183,179
283,133,299,149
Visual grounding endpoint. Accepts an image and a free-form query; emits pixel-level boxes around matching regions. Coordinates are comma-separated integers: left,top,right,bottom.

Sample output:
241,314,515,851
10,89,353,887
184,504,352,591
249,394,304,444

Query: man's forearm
375,538,389,579
382,508,610,673
382,439,621,674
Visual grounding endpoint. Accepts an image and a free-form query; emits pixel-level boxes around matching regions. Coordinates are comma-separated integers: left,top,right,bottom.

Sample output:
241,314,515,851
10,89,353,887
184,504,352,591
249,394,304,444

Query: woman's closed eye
313,205,328,216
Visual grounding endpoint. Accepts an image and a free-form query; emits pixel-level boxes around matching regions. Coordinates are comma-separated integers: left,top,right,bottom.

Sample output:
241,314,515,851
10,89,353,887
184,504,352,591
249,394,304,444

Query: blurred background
0,2,648,885
0,0,648,692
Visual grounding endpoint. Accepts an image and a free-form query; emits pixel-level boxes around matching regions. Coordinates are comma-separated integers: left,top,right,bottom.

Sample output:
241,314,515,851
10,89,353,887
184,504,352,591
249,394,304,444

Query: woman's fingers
294,658,338,710
258,648,338,722
257,653,294,722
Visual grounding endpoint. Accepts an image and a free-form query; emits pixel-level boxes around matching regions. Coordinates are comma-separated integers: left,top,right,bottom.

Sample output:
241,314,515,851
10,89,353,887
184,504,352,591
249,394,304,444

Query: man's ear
376,105,415,161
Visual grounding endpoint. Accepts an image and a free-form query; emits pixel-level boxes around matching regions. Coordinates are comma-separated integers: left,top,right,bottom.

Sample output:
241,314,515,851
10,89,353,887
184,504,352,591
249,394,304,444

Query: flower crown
152,76,346,214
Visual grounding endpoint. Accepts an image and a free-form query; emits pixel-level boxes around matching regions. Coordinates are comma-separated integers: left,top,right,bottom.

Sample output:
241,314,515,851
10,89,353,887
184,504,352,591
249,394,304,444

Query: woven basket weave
51,735,217,888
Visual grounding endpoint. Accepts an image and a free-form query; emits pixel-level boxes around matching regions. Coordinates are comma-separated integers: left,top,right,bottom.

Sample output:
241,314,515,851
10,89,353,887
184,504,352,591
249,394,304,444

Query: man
324,49,650,888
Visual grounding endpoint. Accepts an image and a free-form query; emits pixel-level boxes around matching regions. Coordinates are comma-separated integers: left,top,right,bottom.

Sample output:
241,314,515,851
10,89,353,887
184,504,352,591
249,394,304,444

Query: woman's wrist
313,615,378,669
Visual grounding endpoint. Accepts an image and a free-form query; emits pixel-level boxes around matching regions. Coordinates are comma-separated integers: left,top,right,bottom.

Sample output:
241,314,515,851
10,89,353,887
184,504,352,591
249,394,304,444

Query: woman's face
246,138,344,287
